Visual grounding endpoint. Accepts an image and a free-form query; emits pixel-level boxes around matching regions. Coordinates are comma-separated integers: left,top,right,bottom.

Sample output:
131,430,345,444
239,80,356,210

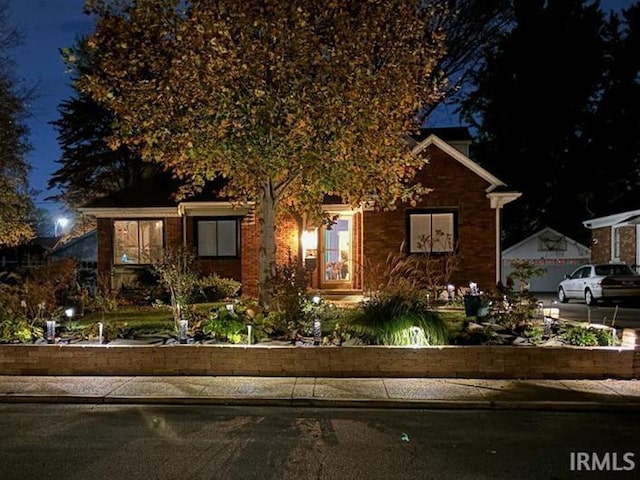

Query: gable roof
80,128,516,212
411,133,507,193
503,227,590,256
583,208,640,229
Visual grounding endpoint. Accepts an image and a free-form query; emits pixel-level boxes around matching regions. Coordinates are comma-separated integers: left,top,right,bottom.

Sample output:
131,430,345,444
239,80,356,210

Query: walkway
0,375,639,411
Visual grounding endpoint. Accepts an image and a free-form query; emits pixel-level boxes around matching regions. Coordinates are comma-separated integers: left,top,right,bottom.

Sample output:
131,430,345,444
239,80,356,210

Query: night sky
6,0,637,220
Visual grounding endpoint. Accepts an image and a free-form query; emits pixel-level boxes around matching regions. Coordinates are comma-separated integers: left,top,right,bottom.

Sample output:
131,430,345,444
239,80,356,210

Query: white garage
501,227,591,293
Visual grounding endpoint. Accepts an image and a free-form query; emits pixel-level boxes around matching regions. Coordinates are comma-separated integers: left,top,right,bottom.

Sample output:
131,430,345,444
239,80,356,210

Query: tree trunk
258,179,278,307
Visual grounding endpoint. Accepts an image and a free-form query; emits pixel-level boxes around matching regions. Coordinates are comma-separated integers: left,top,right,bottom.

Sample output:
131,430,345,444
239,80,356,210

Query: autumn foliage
80,0,449,302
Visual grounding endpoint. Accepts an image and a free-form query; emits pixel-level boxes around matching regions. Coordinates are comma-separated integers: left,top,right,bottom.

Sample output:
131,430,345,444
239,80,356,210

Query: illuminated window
114,220,164,265
197,218,239,257
407,210,457,254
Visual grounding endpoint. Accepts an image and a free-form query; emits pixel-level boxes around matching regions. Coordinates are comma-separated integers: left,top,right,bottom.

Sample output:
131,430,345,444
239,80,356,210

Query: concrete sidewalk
0,375,639,411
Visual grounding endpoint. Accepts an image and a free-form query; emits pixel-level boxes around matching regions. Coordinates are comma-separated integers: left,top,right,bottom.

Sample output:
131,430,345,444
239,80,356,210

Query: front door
320,215,353,290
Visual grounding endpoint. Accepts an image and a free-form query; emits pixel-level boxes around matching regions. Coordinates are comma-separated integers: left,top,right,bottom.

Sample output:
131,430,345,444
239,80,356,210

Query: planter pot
463,294,481,317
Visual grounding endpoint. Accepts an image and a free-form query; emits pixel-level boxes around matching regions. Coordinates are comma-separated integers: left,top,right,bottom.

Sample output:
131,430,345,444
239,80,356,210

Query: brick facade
93,140,505,297
363,145,498,292
591,225,638,266
239,213,301,298
620,226,637,265
97,218,112,278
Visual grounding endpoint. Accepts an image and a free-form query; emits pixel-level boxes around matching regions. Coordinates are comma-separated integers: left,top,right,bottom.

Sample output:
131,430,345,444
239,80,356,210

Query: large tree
0,1,34,247
52,0,510,209
459,0,607,244
421,0,513,123
79,0,448,303
575,3,640,219
48,39,156,209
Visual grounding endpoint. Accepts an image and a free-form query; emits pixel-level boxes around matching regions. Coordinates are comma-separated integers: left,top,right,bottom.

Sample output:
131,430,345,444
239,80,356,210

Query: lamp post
54,217,69,237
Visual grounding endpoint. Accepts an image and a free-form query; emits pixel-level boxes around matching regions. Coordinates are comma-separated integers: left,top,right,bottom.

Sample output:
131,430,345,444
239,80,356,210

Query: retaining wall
1,344,638,379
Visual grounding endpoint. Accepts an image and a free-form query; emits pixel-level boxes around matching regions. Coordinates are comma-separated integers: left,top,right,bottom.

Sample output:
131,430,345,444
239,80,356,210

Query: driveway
534,292,640,329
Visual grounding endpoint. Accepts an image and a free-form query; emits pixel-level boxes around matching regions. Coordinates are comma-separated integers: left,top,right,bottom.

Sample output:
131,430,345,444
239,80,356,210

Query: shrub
347,295,449,346
85,271,119,317
451,325,503,345
522,323,544,345
506,259,546,293
200,305,247,344
198,273,241,301
0,313,42,343
263,250,314,338
563,325,614,347
152,246,201,328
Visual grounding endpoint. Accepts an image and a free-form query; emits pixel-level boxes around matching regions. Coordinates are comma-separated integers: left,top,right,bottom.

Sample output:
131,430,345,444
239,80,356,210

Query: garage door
502,262,584,293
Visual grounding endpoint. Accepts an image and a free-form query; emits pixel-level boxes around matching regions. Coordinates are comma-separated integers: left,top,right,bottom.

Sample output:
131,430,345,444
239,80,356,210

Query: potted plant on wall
463,282,482,317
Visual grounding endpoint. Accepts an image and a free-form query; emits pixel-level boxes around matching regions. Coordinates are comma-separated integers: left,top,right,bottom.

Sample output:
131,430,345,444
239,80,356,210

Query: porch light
301,230,318,255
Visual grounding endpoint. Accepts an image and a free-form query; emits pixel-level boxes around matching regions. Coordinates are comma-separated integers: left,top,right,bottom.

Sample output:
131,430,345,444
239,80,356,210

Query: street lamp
54,217,69,237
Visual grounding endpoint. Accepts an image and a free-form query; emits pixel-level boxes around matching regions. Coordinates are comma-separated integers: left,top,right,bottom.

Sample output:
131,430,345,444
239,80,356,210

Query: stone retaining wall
1,344,638,379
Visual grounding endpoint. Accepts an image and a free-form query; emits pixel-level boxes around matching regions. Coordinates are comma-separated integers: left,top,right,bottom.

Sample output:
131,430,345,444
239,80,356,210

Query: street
0,404,638,479
535,293,640,329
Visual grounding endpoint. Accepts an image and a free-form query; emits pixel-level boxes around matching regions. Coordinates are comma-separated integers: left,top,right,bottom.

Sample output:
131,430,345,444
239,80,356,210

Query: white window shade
431,214,454,252
409,214,431,253
408,211,456,254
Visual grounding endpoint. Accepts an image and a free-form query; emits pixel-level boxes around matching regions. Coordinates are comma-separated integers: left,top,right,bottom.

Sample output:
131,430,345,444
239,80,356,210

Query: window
407,210,456,254
538,234,567,252
114,220,164,265
197,218,239,257
612,226,621,260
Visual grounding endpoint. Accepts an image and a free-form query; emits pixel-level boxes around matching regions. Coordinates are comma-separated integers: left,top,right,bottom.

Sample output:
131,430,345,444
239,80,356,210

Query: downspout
488,191,522,287
182,214,187,246
495,206,501,286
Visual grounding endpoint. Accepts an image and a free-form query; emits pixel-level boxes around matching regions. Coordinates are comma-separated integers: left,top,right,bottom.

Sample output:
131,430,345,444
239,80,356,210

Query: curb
2,394,640,411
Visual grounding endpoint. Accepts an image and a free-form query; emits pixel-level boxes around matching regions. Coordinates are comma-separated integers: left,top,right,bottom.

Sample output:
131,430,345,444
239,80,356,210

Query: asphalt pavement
0,375,639,411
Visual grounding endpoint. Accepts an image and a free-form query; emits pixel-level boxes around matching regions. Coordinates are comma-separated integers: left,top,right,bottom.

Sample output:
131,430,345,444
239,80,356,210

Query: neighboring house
583,209,640,270
0,237,57,272
49,229,98,268
48,230,99,293
78,127,521,298
501,227,591,292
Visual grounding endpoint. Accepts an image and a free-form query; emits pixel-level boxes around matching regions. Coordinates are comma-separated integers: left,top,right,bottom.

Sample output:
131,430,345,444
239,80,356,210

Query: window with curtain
197,218,239,257
114,220,164,265
407,210,457,254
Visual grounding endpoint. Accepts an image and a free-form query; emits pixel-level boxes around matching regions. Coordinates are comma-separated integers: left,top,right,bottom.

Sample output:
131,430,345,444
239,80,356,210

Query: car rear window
594,265,635,276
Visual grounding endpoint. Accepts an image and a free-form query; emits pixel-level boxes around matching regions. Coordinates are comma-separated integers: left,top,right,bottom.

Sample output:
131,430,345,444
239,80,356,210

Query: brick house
583,209,640,270
79,127,521,298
